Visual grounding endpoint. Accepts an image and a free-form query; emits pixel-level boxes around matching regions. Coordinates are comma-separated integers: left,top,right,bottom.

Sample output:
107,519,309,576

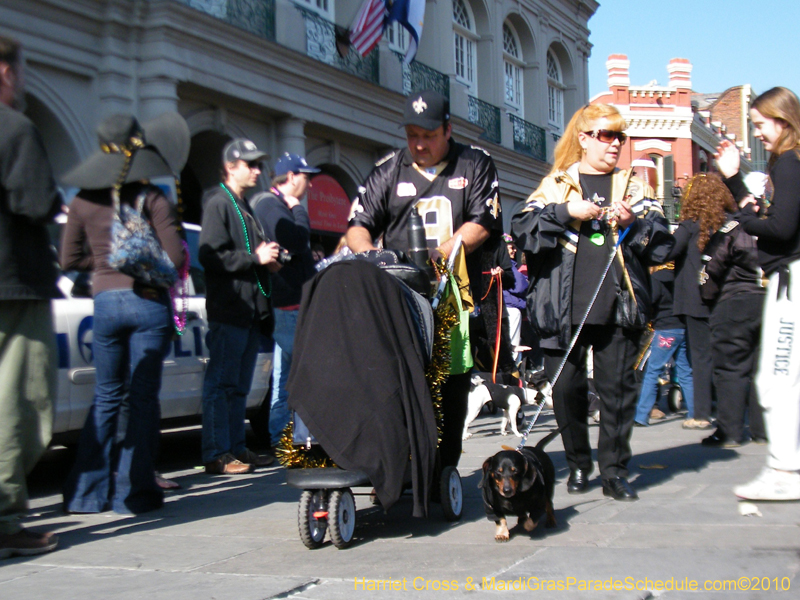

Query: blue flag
387,0,425,64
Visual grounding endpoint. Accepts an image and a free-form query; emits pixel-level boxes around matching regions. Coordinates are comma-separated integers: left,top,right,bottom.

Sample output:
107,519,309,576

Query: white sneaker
734,468,800,501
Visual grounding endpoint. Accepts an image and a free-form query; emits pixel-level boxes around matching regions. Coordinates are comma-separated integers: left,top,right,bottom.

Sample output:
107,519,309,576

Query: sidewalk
2,411,798,599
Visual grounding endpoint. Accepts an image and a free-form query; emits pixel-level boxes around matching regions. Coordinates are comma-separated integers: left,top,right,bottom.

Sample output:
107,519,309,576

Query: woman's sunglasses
584,129,627,145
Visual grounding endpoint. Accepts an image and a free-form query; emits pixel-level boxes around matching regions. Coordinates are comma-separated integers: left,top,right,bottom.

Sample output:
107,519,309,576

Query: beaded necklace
219,183,271,298
170,239,190,335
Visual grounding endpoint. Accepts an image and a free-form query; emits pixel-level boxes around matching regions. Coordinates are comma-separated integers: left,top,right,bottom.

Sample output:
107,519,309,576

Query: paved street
2,409,798,600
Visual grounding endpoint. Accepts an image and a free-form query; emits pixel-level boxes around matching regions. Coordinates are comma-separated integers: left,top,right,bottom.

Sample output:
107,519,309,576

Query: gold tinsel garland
277,260,458,468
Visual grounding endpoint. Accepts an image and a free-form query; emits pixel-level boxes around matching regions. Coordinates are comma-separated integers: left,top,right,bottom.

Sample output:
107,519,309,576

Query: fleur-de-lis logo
412,97,427,114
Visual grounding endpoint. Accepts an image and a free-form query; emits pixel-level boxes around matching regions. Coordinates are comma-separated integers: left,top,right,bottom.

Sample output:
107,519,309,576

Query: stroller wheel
668,386,683,413
298,489,328,549
440,466,463,521
329,488,356,549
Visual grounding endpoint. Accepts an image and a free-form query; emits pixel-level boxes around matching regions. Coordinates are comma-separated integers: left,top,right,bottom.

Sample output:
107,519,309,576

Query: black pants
710,294,766,442
439,372,471,468
544,324,641,479
684,315,714,421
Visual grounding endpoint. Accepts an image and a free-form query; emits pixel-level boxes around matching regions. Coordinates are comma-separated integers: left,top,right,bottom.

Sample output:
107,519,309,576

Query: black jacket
0,104,62,300
701,220,765,304
251,189,316,308
724,151,800,275
199,185,271,329
511,166,674,349
650,266,682,330
666,219,710,319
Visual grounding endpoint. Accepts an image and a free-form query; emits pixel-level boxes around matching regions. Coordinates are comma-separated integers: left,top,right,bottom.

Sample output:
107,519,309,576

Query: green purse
448,273,473,375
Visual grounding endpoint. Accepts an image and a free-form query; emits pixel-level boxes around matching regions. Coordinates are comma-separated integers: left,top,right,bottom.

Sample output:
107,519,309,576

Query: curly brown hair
679,173,737,250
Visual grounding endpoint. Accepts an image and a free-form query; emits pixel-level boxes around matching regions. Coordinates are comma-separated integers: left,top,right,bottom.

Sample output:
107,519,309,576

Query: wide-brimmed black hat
63,111,190,190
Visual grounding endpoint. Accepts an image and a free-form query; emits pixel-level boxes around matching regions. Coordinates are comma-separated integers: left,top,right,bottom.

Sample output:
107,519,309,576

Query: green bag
448,274,473,375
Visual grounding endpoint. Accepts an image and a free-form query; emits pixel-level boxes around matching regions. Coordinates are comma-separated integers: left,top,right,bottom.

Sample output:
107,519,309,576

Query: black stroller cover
286,259,438,517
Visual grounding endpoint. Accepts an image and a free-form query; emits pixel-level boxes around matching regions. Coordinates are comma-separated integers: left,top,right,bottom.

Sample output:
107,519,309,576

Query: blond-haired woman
511,104,674,501
716,86,800,501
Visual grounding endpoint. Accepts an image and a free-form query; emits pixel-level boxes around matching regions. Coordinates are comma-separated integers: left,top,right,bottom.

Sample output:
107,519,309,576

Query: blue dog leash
516,224,633,451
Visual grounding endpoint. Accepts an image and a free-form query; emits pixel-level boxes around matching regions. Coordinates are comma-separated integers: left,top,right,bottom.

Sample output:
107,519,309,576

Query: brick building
591,55,765,221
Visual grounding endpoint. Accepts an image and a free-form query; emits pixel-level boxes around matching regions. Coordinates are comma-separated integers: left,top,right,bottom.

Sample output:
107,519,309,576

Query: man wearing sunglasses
199,138,281,474
512,104,674,502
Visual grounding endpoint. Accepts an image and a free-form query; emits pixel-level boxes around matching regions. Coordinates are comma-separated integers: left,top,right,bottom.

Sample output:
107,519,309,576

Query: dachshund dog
463,370,552,440
478,429,560,542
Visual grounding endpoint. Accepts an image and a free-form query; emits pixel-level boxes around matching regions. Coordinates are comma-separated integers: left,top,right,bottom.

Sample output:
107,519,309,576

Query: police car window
184,227,206,296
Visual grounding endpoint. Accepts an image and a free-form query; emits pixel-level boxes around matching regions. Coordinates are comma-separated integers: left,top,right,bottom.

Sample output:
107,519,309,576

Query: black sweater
199,185,271,329
252,190,316,308
724,151,800,274
650,267,682,330
666,219,710,319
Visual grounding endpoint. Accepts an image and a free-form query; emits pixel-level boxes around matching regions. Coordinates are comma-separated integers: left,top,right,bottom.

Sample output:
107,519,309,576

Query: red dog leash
481,269,503,383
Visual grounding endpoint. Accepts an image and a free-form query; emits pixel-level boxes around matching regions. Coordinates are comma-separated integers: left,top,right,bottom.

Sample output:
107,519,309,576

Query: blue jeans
635,328,695,424
201,321,260,463
268,308,298,445
63,290,171,514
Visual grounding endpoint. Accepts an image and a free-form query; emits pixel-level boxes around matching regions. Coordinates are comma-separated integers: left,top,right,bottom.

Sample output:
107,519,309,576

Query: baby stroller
283,255,463,549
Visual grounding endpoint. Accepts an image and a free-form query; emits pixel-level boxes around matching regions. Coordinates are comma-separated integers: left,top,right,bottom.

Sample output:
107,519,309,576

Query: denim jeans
635,328,695,424
63,290,171,514
268,308,298,445
201,321,260,464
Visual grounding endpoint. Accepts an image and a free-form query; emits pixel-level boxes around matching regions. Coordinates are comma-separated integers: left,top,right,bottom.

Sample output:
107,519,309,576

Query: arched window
547,49,564,131
503,23,523,115
453,0,477,93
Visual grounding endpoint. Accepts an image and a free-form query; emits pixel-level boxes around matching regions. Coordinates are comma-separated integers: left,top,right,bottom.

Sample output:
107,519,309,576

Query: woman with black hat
60,112,188,514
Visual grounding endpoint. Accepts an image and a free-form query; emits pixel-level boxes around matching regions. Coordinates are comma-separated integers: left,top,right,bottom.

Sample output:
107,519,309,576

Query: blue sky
587,0,800,98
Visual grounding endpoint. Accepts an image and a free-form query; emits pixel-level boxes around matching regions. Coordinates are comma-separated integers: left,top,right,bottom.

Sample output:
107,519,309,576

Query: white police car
50,217,273,444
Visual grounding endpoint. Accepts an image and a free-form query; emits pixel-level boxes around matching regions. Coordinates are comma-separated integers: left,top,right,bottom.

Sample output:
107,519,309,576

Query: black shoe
567,468,591,494
602,477,638,501
702,430,740,448
633,421,648,428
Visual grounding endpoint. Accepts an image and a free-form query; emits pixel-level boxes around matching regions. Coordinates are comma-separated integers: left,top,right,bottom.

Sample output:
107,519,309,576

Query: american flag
350,0,387,57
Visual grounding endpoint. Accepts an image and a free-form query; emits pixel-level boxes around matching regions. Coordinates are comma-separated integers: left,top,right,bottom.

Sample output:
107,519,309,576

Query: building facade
3,0,598,244
591,54,765,221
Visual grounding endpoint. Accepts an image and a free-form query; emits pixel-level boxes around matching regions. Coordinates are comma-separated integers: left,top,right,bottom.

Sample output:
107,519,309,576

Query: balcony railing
299,9,379,85
467,96,501,145
396,53,450,101
509,114,546,162
176,0,275,41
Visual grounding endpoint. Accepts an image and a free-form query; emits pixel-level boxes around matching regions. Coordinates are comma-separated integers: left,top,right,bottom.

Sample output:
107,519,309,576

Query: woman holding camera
511,104,673,501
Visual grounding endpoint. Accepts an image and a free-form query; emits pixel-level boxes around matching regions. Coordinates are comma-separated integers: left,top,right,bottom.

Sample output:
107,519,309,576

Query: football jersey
349,141,502,255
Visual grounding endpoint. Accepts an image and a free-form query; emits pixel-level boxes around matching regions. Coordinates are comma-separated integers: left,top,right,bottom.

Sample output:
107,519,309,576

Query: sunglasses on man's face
584,129,627,145
246,160,262,170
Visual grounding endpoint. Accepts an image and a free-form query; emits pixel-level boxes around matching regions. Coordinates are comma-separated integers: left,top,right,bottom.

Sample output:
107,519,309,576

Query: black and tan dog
478,429,560,542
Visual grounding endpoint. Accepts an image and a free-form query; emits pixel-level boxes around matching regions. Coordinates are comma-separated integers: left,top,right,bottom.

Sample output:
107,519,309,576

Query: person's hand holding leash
567,200,603,221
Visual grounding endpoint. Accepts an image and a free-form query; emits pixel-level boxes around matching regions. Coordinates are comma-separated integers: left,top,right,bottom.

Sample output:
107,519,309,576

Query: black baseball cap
223,138,267,164
402,90,450,130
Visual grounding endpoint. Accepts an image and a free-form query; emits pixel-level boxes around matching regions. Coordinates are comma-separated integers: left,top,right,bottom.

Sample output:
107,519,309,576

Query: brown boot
236,448,274,468
0,528,58,559
204,453,255,475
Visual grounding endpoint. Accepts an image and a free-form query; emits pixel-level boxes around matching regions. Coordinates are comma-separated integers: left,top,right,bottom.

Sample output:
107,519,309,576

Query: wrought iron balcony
467,96,501,145
176,0,275,41
395,53,450,102
509,114,546,162
299,9,379,85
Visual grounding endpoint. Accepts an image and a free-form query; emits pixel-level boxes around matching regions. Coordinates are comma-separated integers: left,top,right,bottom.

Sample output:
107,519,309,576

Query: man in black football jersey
346,89,503,468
